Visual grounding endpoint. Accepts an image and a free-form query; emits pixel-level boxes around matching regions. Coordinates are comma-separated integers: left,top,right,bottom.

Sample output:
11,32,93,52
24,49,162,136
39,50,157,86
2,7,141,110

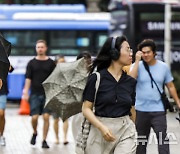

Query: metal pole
164,3,171,68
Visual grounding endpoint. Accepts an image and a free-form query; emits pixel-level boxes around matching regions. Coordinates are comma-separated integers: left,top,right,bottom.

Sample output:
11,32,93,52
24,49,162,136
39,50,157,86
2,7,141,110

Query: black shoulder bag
143,61,174,113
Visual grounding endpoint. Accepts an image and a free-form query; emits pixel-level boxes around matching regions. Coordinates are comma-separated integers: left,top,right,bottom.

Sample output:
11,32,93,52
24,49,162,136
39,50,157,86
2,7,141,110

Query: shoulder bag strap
92,72,100,111
143,61,162,95
94,72,100,103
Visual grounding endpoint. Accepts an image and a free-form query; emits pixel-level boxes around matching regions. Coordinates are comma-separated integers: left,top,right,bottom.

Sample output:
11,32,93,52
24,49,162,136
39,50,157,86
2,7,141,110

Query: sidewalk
147,112,180,154
1,105,180,154
1,106,75,154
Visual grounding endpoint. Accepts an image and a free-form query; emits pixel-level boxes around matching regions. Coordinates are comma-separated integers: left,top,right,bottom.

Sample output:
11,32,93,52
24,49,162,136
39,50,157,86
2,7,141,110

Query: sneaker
0,136,6,146
30,133,37,145
42,140,49,148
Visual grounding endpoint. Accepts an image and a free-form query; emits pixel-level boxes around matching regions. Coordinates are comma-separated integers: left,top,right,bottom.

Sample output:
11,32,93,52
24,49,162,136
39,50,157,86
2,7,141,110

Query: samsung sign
172,51,180,63
157,51,180,62
147,22,180,31
156,51,180,70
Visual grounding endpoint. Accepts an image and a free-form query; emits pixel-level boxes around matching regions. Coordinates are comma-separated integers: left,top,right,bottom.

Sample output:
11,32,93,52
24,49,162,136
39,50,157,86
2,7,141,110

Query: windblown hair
90,35,127,73
76,51,92,73
54,54,65,64
137,39,156,53
76,51,91,60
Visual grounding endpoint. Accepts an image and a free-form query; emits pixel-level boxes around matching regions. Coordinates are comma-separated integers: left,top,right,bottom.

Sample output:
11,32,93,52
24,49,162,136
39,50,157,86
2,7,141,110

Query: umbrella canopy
43,58,88,121
0,33,11,56
0,34,11,81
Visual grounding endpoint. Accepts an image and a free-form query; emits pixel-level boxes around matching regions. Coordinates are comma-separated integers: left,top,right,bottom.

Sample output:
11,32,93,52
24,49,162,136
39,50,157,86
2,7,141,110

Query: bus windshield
3,30,108,56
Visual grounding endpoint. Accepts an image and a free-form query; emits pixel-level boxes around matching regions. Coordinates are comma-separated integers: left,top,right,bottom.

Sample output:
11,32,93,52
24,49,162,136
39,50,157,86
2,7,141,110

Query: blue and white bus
0,4,110,100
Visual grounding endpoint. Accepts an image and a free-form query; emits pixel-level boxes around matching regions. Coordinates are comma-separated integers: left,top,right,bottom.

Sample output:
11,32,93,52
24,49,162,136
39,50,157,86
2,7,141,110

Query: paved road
0,105,180,154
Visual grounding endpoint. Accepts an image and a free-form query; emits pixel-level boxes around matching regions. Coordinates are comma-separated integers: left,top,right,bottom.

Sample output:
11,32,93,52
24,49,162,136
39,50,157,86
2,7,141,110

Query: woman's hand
82,101,116,142
99,124,116,142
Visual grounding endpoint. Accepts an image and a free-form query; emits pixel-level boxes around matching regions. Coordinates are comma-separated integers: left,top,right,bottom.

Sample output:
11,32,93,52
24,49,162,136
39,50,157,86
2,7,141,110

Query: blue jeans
29,94,51,116
0,95,7,109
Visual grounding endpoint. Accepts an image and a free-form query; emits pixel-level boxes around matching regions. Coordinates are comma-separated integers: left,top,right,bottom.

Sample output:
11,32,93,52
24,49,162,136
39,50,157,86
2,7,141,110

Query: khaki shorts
85,115,137,154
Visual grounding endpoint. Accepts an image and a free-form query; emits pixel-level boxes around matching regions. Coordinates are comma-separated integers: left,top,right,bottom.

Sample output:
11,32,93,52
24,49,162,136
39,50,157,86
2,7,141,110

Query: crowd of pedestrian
53,54,69,145
1,36,180,154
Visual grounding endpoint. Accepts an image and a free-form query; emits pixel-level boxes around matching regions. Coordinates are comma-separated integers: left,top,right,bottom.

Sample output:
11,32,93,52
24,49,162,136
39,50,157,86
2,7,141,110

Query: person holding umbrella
52,54,69,145
0,33,12,146
71,51,92,140
0,65,14,146
0,33,11,90
22,40,56,148
82,36,137,153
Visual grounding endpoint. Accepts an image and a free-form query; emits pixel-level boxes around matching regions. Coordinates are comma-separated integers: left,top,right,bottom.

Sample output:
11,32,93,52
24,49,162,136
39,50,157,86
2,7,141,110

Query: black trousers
136,111,169,154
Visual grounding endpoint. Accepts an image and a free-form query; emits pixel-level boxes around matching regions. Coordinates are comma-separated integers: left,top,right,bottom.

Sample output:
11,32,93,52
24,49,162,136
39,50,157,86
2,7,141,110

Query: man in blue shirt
130,39,180,154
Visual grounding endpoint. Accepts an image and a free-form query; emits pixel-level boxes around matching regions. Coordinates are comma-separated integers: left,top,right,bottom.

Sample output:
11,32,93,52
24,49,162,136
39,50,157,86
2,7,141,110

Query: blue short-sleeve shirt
135,60,173,112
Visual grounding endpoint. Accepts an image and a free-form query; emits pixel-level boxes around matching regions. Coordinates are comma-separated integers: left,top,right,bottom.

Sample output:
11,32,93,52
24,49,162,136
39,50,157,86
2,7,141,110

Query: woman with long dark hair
82,36,137,154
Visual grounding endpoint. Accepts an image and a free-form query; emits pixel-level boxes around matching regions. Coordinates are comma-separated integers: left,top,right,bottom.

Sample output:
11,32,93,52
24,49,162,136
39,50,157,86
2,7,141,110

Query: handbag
75,72,101,154
143,61,174,112
161,91,174,112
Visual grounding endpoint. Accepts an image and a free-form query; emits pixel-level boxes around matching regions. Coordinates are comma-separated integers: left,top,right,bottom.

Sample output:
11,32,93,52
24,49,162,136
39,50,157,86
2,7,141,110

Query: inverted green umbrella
43,58,88,121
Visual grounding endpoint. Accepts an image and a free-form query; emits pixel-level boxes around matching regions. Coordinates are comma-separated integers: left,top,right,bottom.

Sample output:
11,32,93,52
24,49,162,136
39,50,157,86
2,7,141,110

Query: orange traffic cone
18,99,30,115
